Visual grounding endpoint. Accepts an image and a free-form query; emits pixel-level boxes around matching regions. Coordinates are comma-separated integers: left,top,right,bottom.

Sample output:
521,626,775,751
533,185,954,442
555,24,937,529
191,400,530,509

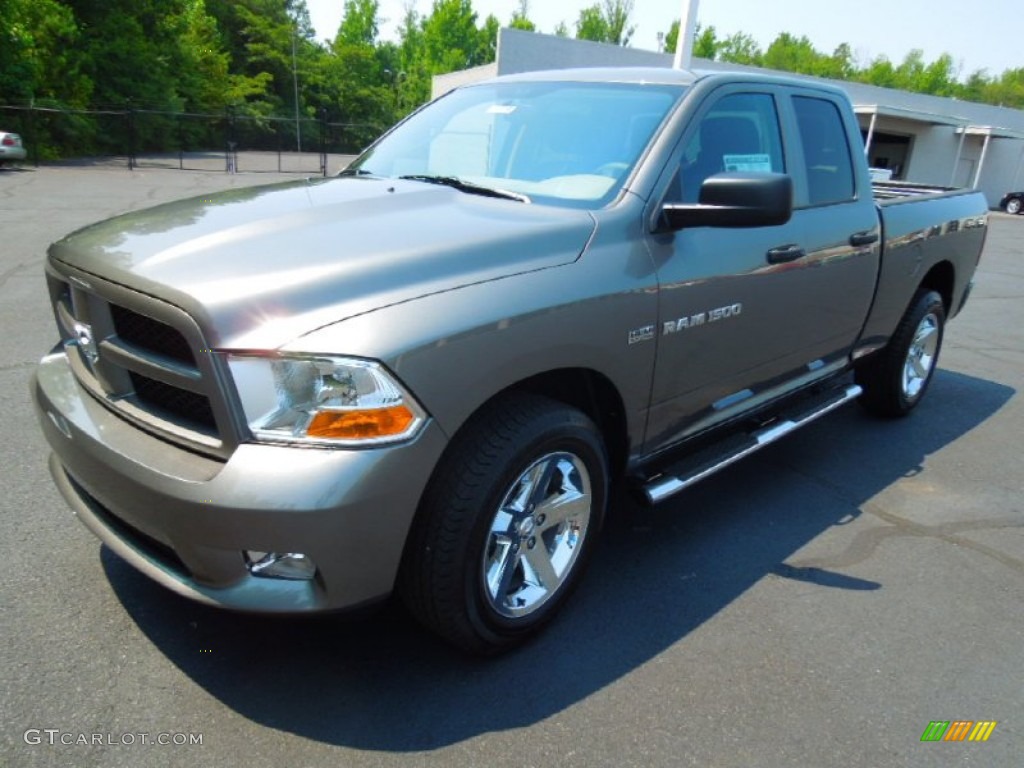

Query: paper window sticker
722,153,773,172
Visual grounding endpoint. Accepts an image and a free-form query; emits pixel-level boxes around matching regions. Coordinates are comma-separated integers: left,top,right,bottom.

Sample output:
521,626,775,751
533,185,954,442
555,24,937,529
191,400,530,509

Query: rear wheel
1006,197,1022,215
399,393,607,654
856,289,945,417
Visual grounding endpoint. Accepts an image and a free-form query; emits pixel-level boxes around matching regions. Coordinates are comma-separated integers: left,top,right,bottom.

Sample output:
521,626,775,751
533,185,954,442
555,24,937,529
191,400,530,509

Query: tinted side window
678,92,784,202
793,96,855,206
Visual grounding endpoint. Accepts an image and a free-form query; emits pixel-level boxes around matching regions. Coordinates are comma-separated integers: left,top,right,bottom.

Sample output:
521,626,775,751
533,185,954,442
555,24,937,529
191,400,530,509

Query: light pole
673,0,700,70
292,28,301,152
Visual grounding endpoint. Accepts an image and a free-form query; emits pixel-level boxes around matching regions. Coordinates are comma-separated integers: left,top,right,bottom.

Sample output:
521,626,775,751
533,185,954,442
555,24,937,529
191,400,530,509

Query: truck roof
487,66,700,86
480,66,850,100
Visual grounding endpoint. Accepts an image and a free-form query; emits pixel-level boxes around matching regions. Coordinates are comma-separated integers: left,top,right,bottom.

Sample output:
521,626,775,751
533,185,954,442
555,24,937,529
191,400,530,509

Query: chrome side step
641,384,863,505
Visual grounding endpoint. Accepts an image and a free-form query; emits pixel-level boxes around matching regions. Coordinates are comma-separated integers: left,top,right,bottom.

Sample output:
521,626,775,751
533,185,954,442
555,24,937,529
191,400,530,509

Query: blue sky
305,0,1021,78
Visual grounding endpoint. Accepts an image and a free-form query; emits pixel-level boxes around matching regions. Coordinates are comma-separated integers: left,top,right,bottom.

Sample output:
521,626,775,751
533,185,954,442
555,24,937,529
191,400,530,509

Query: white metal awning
852,106,1024,189
951,125,1024,188
958,124,1024,140
853,104,969,128
854,105,970,169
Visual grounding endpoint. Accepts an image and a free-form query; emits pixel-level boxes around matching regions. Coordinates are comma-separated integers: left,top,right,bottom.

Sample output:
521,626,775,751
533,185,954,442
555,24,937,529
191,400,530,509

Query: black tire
399,393,608,655
1006,197,1022,215
856,289,946,417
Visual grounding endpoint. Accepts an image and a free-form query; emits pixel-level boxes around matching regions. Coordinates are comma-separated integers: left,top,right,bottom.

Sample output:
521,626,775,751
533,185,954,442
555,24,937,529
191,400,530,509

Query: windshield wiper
338,168,378,178
398,174,530,203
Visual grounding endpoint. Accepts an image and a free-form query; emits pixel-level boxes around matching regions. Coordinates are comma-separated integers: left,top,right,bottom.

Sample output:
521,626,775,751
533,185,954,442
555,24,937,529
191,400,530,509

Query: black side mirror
662,172,793,230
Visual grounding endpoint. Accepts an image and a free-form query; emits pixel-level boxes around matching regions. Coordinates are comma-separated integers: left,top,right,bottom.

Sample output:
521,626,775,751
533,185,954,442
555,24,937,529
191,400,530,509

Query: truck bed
872,180,964,202
857,182,988,355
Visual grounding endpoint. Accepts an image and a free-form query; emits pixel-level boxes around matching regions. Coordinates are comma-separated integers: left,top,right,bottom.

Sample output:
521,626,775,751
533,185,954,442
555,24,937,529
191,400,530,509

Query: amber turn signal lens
306,405,416,440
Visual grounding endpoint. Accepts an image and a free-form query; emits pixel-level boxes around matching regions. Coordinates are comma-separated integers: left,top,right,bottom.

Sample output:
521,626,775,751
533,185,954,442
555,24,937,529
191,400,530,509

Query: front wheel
399,393,608,654
1006,197,1022,215
856,289,946,417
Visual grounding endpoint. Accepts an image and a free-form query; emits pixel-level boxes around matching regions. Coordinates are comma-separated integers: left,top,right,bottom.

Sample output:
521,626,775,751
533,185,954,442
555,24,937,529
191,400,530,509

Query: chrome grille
47,264,235,459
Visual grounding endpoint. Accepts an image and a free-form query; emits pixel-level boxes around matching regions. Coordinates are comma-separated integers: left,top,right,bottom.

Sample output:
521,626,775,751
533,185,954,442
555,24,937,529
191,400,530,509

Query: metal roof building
433,29,1024,208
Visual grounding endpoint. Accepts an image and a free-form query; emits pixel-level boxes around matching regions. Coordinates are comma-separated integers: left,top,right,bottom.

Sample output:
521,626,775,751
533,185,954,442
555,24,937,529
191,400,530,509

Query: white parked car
0,131,27,164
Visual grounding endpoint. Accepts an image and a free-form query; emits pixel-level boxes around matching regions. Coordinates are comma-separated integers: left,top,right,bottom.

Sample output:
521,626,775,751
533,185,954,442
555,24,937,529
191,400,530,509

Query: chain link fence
0,105,380,174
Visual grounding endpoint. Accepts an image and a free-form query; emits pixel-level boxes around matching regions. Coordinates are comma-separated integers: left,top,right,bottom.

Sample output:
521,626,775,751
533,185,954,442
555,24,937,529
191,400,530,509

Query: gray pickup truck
32,68,988,653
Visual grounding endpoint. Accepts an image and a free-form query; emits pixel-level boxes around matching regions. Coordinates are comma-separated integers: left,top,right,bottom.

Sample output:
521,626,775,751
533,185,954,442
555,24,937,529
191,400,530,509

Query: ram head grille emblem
73,321,100,365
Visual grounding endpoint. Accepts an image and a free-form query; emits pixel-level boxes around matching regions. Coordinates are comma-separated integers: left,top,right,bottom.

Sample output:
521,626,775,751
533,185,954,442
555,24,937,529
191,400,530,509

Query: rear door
782,87,881,366
642,83,879,454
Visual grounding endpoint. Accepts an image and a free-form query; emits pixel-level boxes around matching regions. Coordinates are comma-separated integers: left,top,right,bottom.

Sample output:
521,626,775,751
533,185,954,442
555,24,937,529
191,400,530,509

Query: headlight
227,354,426,446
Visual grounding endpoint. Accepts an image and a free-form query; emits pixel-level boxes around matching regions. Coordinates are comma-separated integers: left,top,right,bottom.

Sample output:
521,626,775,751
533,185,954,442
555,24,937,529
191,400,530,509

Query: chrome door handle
850,231,880,247
766,244,805,264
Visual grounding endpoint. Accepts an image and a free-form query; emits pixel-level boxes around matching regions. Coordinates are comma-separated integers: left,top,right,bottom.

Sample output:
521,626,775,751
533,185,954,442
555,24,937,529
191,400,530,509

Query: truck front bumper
31,348,447,612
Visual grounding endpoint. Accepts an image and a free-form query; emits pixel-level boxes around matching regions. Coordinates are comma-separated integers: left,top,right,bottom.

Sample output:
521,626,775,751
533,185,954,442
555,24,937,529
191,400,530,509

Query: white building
433,29,1024,208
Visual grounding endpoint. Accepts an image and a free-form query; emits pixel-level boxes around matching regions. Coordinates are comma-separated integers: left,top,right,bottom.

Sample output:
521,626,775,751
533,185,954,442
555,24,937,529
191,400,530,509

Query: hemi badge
628,325,655,345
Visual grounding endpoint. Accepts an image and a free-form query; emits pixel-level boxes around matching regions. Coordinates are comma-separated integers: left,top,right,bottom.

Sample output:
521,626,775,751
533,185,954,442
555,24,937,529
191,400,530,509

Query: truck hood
50,177,596,349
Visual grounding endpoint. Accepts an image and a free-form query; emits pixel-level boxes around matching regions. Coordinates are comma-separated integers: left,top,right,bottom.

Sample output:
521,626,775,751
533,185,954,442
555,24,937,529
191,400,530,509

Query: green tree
984,67,1024,108
380,0,507,116
663,21,717,60
601,0,634,45
919,53,959,96
663,20,679,53
67,0,182,109
892,49,926,91
575,0,634,46
959,69,992,104
0,0,90,106
694,24,718,59
762,32,826,75
204,0,315,115
717,31,762,65
420,0,482,73
858,55,896,87
824,43,856,81
575,6,608,42
335,0,378,46
173,0,258,113
476,14,501,64
315,0,393,145
510,0,535,32
393,6,430,113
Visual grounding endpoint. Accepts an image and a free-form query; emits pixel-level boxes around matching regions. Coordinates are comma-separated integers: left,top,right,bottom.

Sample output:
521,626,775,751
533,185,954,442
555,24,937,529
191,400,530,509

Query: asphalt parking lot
1,165,1021,767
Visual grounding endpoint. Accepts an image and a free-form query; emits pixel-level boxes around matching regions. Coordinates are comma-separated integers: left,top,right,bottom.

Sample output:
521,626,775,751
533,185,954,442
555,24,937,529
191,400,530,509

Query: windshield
347,80,685,208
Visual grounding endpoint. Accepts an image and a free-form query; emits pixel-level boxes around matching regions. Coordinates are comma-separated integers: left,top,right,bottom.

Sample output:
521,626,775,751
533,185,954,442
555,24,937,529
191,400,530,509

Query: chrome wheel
856,289,945,418
902,312,939,399
400,393,607,653
1007,198,1022,215
482,452,592,619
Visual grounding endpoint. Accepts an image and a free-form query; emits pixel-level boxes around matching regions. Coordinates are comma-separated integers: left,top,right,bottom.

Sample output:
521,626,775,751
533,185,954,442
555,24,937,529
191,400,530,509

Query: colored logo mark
921,721,997,742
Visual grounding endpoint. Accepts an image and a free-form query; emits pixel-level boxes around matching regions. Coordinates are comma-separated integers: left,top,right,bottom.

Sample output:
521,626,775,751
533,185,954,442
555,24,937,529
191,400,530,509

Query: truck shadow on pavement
103,368,1014,751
